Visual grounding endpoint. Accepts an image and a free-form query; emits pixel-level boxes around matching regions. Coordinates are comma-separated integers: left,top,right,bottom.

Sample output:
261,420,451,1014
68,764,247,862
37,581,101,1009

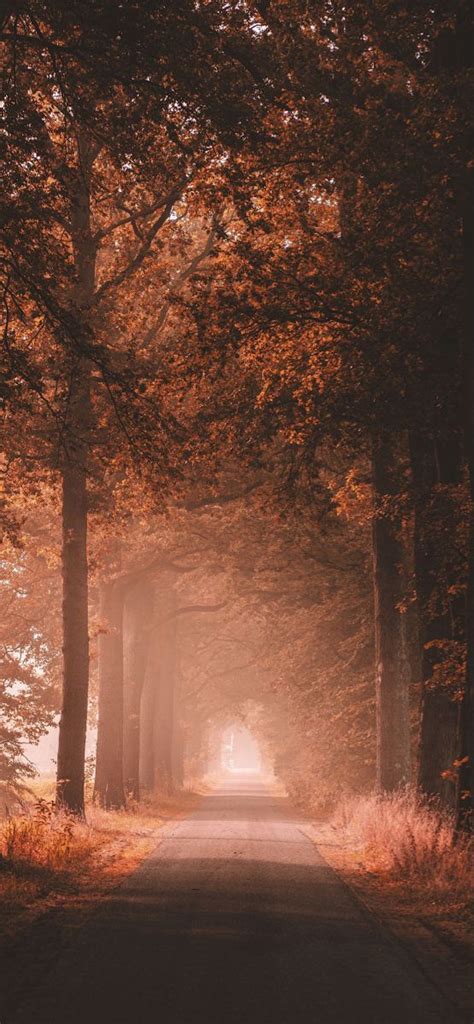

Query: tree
187,0,471,801
2,2,276,811
123,579,153,801
0,530,60,783
2,1,471,831
372,432,411,790
94,551,125,809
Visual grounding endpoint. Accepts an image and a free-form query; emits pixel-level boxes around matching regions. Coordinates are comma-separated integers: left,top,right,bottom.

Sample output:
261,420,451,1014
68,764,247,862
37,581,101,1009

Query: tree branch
93,187,183,304
93,186,185,243
141,214,220,344
161,601,227,623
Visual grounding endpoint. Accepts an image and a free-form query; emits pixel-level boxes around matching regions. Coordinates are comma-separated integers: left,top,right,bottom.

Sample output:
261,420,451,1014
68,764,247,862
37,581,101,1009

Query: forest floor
302,819,473,1019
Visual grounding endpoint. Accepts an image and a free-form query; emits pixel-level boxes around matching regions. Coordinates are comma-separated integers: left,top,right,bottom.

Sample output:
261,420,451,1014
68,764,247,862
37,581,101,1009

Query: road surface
13,777,464,1023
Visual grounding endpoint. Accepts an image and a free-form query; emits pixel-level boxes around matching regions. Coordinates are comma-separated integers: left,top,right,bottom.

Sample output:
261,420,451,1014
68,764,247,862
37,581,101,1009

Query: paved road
14,778,464,1023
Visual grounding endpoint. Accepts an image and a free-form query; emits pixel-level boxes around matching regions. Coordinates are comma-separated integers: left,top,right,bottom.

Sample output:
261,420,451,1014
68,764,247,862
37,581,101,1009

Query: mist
1,4,472,1022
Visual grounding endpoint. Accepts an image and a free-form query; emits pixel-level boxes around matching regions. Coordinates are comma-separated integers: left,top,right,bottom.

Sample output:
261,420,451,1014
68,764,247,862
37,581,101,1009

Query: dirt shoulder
302,821,473,1021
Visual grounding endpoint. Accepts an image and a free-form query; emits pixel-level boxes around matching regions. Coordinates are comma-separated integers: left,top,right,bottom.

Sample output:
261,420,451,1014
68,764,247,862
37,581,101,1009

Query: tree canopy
1,1,472,829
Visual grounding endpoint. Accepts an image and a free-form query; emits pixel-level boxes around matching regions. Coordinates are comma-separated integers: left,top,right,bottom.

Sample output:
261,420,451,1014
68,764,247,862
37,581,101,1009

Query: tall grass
335,787,473,898
0,799,98,880
1,783,200,883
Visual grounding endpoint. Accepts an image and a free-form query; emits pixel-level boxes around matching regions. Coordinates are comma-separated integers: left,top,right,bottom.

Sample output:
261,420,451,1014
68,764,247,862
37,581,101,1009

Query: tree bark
123,579,153,800
56,136,97,813
185,717,207,781
94,577,125,808
372,431,411,791
457,154,474,831
458,472,474,831
410,430,463,806
154,591,177,794
139,626,159,793
172,720,185,790
57,416,90,813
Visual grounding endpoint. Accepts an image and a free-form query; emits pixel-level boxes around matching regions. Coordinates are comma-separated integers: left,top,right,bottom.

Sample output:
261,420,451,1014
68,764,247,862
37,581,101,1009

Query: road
13,777,464,1023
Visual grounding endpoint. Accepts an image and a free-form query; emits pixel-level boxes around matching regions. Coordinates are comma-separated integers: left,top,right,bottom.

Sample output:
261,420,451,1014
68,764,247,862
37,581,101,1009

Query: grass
334,787,473,898
304,786,473,1012
1,799,98,879
0,796,107,946
0,778,200,941
0,781,199,1024
312,785,473,973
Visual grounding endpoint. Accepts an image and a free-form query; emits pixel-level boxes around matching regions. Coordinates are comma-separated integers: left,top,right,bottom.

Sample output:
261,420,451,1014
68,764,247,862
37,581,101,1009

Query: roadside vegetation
312,787,473,965
1,7,472,1010
335,788,472,898
0,780,198,943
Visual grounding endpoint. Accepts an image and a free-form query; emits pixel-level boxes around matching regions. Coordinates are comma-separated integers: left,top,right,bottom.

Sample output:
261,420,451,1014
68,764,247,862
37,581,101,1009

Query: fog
220,725,263,775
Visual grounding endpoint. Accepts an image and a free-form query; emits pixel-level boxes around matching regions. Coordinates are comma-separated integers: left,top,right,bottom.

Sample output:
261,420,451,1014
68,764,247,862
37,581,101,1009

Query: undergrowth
334,787,473,899
0,782,200,916
0,799,99,885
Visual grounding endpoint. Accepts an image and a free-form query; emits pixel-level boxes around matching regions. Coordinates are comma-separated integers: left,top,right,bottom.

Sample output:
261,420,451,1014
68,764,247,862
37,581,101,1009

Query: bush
335,787,473,897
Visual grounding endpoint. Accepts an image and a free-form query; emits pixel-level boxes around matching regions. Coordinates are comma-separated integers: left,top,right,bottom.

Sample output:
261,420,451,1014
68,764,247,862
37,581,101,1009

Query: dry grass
0,781,200,940
0,797,115,929
0,798,106,942
334,787,473,899
306,789,474,1014
301,784,473,1015
0,784,199,1024
1,800,98,880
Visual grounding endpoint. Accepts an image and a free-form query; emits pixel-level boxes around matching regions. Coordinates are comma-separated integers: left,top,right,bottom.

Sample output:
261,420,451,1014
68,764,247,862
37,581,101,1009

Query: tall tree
94,559,125,808
123,579,153,801
153,590,178,794
2,3,275,811
372,432,411,790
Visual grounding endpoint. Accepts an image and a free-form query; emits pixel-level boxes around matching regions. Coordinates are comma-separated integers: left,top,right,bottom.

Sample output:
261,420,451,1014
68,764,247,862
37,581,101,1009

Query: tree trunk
123,579,153,800
154,592,177,794
139,627,159,793
184,717,207,781
410,430,463,806
94,577,125,808
172,720,185,790
207,722,224,776
458,478,474,831
56,136,97,814
56,421,90,812
372,431,411,791
171,646,184,790
457,152,474,831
